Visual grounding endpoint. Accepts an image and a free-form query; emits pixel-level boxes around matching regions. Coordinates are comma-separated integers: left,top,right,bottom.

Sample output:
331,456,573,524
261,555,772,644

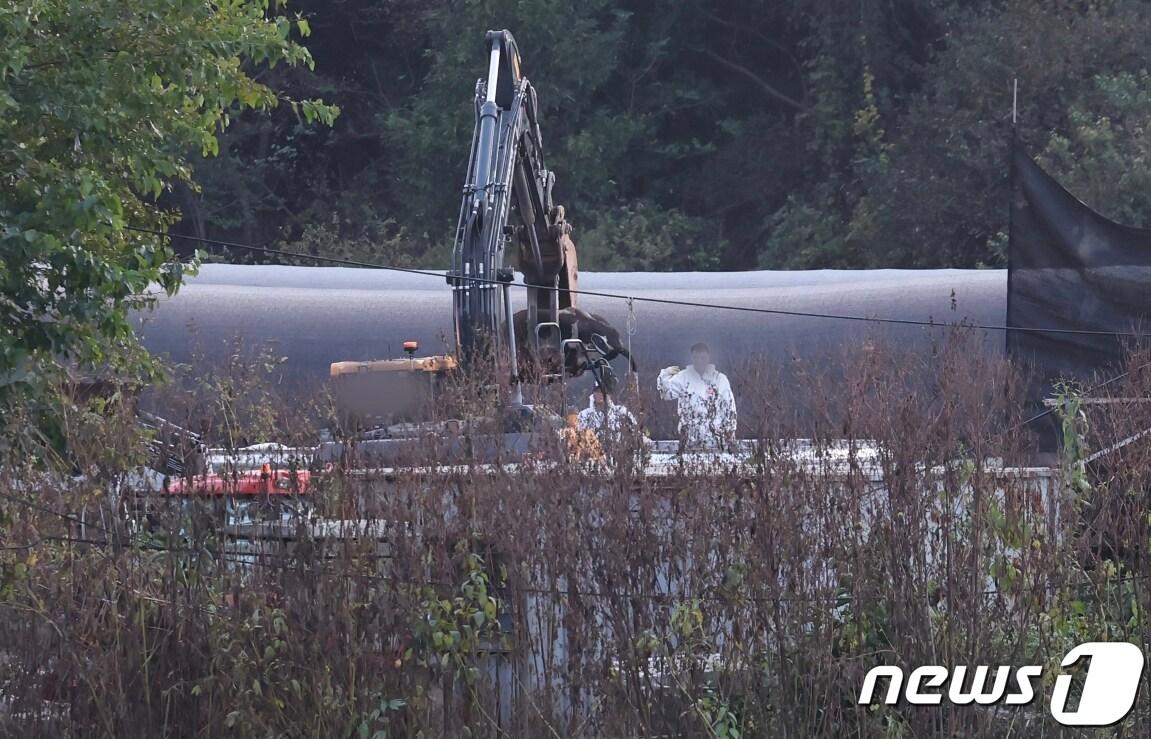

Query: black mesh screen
1008,143,1151,391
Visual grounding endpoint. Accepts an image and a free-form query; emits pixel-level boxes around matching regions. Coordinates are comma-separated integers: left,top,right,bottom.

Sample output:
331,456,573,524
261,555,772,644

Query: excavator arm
448,30,581,376
330,30,619,429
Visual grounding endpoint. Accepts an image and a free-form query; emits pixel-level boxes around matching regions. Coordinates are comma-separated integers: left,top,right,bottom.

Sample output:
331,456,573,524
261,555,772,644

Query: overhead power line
126,225,1151,339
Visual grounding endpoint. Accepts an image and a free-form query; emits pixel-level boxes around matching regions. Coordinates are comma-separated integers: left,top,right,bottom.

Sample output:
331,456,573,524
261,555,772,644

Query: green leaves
0,0,335,396
293,98,340,125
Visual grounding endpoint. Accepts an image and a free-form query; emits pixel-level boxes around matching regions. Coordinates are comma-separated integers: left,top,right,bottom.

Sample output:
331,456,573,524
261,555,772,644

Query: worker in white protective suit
577,385,638,438
657,342,737,450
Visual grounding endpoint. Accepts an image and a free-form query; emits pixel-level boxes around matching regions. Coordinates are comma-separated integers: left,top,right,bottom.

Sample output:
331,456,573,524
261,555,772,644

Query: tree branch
696,48,810,113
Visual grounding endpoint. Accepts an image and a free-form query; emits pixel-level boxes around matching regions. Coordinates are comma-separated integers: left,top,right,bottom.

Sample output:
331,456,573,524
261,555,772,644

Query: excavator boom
449,29,580,373
332,30,621,428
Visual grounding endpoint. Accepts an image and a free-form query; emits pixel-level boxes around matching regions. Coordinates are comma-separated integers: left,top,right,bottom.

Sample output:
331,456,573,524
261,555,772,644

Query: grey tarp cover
137,266,1006,433
140,266,1007,383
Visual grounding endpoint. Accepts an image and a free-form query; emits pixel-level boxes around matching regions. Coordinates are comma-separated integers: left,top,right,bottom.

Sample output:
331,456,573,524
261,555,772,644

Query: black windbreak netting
1007,143,1151,410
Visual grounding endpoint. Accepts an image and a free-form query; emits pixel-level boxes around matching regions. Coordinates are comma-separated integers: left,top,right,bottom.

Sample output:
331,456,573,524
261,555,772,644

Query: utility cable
128,225,1151,428
126,226,1151,339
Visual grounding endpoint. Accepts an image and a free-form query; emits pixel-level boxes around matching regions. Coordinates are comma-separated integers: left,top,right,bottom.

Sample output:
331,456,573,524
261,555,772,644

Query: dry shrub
0,330,1149,737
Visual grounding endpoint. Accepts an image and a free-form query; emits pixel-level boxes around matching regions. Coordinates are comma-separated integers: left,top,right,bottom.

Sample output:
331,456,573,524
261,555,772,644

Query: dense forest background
178,0,1151,271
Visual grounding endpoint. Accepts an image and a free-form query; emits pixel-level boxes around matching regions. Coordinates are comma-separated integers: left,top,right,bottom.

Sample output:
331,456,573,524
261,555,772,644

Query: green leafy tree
840,0,1151,268
1041,71,1151,227
0,0,336,393
177,0,1151,272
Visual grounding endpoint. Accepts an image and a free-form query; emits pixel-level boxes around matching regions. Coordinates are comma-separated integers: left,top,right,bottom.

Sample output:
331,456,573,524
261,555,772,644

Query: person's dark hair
690,342,710,355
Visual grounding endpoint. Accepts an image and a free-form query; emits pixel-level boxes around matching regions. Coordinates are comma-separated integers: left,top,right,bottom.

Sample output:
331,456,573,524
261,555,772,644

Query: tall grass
0,331,1148,737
